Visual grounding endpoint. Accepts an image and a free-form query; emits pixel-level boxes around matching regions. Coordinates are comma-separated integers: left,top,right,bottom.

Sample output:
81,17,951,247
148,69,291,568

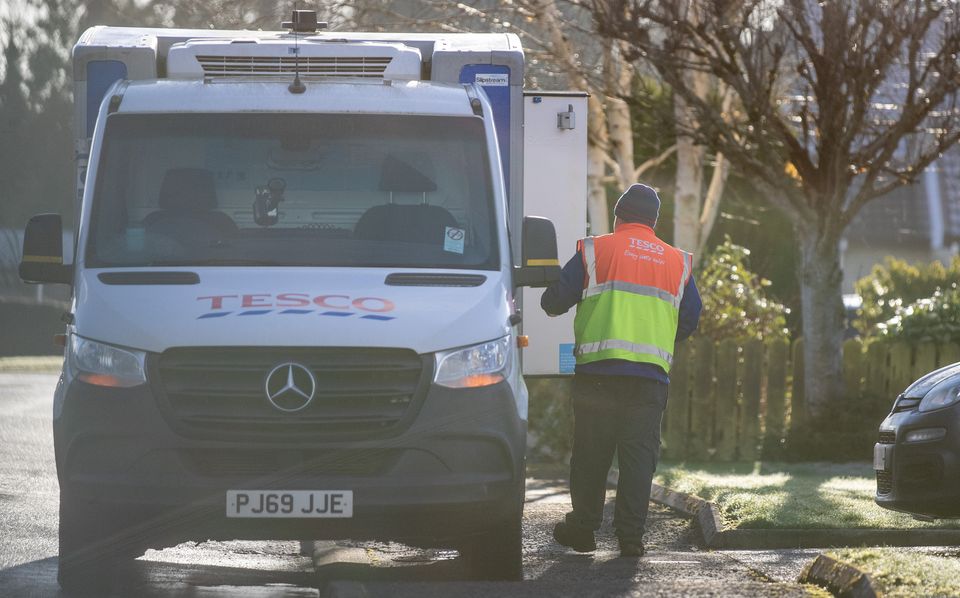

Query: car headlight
434,337,511,388
919,376,960,412
69,335,146,388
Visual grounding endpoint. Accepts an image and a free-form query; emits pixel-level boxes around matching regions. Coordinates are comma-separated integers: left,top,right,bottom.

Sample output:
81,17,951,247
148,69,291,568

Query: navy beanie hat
614,183,660,227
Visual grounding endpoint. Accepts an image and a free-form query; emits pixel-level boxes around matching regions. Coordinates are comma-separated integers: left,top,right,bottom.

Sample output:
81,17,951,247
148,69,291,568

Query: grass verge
828,548,960,597
0,355,63,372
656,461,960,530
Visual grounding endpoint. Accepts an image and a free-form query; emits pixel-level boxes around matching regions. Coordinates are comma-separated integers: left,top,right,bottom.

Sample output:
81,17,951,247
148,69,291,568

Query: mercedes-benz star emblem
265,363,316,412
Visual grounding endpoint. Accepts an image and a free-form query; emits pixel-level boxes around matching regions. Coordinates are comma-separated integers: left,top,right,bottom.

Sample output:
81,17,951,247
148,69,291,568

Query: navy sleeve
676,275,702,342
540,251,585,316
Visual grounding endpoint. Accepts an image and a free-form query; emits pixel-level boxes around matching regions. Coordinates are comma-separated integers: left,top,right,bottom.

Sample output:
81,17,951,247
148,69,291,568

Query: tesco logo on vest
629,238,665,255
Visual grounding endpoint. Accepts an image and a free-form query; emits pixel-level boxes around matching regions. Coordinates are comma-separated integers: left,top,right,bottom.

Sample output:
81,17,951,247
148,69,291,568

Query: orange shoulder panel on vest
589,225,689,297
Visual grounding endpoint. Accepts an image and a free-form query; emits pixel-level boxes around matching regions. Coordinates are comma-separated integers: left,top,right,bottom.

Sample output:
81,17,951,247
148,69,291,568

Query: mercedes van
19,12,589,589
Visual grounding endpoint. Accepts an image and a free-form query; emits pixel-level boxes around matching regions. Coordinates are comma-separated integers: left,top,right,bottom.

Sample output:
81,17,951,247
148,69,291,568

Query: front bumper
54,376,526,546
874,405,960,519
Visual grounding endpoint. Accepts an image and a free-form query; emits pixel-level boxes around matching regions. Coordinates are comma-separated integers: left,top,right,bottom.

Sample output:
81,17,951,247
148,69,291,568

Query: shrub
875,286,960,344
0,300,66,356
786,393,890,461
855,256,960,333
526,377,575,463
696,236,789,342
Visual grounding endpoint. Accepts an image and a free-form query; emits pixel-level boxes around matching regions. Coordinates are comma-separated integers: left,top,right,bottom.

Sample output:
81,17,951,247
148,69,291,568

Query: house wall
841,240,956,293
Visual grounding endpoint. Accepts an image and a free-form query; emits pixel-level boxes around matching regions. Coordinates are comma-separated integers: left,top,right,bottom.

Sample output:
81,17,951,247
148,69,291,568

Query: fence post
790,337,806,436
913,342,938,382
888,342,913,397
864,341,889,413
664,341,692,460
714,339,739,461
763,338,789,459
842,338,864,401
689,337,715,461
739,339,763,461
939,343,960,369
863,341,885,397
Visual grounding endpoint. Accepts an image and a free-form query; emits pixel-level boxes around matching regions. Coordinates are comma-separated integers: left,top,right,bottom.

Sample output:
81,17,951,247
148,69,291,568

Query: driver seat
354,155,457,245
143,168,238,243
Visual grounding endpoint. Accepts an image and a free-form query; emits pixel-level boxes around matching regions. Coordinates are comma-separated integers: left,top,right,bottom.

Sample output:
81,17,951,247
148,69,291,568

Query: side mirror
514,216,561,287
19,214,73,285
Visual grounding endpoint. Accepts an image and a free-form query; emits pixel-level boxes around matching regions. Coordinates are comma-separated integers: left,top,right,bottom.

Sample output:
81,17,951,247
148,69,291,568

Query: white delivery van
19,11,587,589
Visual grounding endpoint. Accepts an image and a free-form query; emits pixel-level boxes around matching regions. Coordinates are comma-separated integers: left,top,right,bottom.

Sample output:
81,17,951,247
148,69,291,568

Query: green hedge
0,301,66,356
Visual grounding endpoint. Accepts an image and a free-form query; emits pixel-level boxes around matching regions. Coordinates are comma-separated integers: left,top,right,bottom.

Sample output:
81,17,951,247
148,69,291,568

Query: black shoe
553,521,596,552
619,540,645,557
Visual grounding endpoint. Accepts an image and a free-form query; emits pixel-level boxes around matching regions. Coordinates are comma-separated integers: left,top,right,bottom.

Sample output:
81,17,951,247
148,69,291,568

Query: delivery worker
541,183,702,557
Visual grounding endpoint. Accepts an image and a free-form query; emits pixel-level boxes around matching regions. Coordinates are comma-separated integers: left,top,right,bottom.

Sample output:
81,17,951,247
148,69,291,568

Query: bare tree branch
634,144,677,180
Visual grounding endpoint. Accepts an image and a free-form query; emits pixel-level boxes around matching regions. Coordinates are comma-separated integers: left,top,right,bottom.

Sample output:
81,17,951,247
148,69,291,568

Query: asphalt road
0,372,824,597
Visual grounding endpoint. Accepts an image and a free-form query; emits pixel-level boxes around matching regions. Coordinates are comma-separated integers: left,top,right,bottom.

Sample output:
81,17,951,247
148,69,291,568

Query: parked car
875,362,960,519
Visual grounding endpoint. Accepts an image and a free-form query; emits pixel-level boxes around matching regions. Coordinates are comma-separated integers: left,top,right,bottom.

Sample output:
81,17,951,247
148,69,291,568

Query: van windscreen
87,113,499,269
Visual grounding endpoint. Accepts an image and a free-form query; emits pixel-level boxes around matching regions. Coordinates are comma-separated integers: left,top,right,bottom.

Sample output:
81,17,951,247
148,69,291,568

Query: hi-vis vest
574,223,693,373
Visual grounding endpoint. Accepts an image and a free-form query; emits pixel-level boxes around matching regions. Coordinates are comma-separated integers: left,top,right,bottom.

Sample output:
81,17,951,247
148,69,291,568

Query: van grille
878,430,897,444
195,55,392,79
155,347,427,440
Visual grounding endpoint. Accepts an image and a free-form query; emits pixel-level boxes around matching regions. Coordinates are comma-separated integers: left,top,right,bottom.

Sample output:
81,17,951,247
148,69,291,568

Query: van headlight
434,337,510,388
69,335,146,388
919,376,960,412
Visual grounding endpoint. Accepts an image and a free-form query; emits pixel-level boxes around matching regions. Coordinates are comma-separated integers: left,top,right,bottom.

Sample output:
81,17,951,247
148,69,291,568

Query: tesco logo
629,238,665,255
198,293,396,313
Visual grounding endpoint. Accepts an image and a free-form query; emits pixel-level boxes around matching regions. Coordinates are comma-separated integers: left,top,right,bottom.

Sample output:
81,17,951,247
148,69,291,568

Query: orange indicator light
77,373,124,387
460,374,505,388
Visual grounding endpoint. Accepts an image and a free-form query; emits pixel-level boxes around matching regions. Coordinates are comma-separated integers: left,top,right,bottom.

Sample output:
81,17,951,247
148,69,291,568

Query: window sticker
559,343,576,374
444,226,466,254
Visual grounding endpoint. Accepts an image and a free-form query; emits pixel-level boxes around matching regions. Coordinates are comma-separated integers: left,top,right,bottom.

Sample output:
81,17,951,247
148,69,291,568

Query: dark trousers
565,373,668,544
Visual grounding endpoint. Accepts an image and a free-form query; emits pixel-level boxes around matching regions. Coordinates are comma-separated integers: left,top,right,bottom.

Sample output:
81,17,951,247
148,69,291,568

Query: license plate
873,444,890,471
226,490,353,518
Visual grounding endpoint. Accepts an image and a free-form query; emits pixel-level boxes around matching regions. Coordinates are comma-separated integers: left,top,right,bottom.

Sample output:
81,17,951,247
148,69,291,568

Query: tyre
459,504,524,581
57,494,142,593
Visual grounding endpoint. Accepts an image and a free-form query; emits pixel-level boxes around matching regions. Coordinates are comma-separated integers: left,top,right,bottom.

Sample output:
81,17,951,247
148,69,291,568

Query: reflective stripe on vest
574,339,674,366
582,236,598,289
583,279,682,308
574,226,692,373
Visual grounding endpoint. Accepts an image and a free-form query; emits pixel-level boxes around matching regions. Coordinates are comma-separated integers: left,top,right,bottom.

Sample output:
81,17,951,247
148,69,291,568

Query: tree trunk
608,95,636,191
587,144,610,235
696,152,729,259
797,227,846,418
673,125,704,251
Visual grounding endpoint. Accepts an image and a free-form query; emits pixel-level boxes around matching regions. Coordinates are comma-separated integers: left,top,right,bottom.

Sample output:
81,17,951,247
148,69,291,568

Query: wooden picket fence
662,337,960,461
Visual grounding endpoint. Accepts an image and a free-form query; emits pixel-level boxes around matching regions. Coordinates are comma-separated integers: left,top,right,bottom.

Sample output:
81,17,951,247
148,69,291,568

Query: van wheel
57,494,140,592
460,506,524,581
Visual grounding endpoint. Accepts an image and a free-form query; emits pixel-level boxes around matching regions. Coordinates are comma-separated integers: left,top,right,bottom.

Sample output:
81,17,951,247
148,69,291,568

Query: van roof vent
167,39,422,81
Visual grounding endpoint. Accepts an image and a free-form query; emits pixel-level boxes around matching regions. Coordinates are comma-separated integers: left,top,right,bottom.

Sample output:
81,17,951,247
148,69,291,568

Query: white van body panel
114,79,476,117
74,268,511,356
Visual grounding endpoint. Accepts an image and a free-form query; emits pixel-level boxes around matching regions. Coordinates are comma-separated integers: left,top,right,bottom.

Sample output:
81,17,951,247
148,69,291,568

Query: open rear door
521,91,588,376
